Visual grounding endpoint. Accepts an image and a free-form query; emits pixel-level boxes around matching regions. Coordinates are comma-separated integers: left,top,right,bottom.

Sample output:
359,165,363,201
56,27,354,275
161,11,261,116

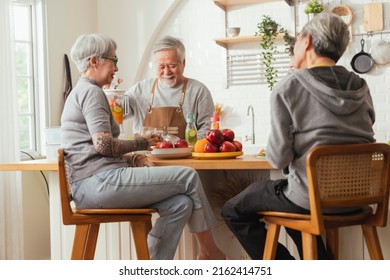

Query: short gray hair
152,35,185,62
70,34,117,74
301,12,349,62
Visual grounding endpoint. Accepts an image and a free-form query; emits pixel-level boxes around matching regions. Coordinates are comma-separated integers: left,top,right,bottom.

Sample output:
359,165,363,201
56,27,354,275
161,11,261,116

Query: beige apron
143,78,188,139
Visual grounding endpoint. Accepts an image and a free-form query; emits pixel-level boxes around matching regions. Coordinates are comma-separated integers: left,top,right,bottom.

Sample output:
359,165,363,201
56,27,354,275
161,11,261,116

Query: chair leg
71,224,100,260
130,220,151,260
325,228,339,259
263,223,281,260
301,232,317,260
362,225,384,260
145,219,152,235
83,224,100,260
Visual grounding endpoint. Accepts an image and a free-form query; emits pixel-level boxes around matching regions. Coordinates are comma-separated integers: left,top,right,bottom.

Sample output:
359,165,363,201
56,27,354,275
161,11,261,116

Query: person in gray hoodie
221,12,375,260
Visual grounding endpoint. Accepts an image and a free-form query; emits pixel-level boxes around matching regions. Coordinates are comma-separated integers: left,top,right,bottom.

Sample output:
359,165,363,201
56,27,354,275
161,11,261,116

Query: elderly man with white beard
125,35,215,139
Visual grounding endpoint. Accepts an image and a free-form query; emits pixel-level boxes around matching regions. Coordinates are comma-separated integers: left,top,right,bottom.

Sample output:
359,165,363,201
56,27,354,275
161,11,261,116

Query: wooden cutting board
363,2,384,32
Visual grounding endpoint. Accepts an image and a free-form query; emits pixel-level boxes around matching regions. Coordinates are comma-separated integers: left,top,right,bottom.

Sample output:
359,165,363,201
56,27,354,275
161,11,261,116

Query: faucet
245,105,255,144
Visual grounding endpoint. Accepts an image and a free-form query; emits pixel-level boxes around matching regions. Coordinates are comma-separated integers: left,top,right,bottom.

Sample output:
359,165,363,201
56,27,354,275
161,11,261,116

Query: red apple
206,129,224,147
232,140,243,151
204,142,219,153
159,141,174,149
219,141,237,152
221,129,235,142
174,139,189,148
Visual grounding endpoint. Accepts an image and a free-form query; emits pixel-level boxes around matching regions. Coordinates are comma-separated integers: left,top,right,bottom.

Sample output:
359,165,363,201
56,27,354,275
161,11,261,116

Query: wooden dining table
148,154,274,169
0,158,58,171
0,153,279,260
0,155,272,171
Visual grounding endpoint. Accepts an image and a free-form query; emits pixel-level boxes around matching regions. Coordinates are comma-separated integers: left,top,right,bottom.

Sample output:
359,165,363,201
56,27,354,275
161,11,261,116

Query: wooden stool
58,148,156,260
259,143,390,260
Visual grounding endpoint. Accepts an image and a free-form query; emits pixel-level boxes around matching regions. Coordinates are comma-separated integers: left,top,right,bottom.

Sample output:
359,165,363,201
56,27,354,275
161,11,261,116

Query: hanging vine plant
256,15,293,91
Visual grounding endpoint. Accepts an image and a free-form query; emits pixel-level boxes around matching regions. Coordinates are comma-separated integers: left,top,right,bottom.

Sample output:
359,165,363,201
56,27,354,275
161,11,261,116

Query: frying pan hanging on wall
350,38,374,74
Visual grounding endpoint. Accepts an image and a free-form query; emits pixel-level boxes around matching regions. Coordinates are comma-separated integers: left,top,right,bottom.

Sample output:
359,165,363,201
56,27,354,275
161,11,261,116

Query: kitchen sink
242,144,265,155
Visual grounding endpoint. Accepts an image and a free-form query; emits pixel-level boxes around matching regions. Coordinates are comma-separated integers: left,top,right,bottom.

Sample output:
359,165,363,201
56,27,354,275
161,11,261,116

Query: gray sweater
61,77,128,184
125,78,214,138
266,66,375,210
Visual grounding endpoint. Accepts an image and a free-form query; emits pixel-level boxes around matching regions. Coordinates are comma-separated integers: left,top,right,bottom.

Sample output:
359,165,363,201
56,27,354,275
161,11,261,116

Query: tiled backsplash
142,0,390,144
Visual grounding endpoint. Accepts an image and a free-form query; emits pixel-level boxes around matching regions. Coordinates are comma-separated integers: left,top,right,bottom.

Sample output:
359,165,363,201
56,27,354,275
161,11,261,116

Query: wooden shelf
214,33,287,48
213,0,294,7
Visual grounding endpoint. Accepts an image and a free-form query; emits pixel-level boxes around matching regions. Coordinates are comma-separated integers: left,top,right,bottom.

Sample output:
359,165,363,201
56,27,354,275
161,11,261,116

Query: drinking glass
104,89,128,133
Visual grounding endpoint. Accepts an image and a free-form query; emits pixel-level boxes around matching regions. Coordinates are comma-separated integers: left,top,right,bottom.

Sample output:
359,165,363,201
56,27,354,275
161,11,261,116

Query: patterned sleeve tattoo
92,131,149,157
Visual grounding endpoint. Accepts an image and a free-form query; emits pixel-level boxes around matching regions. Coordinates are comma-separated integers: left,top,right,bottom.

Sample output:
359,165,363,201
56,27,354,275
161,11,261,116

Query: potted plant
304,0,324,20
256,15,293,91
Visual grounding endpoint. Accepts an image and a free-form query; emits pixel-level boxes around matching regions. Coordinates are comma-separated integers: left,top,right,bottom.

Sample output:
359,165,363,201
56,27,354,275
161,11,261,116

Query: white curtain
0,0,23,259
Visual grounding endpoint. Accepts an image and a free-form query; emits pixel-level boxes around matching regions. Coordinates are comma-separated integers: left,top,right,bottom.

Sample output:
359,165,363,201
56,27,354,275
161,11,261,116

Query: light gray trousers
71,165,216,259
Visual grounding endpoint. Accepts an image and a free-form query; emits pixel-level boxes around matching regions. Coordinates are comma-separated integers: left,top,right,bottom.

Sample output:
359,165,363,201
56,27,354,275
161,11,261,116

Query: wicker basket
332,4,353,25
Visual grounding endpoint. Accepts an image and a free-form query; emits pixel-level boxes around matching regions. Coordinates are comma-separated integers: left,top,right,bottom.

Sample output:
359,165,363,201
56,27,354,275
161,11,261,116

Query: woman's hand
123,153,154,167
136,155,154,167
92,131,150,156
136,133,162,149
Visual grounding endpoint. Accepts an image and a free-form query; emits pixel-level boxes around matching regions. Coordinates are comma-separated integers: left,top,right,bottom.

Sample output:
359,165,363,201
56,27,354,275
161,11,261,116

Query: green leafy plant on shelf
256,15,293,91
304,0,324,14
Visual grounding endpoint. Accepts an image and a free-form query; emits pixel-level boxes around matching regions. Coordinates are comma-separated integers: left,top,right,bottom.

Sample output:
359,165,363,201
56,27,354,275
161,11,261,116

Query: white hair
70,34,117,74
152,35,185,62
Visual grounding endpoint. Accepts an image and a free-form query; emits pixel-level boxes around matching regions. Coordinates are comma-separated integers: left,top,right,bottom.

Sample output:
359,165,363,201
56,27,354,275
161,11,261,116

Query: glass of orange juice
104,89,127,132
109,98,124,124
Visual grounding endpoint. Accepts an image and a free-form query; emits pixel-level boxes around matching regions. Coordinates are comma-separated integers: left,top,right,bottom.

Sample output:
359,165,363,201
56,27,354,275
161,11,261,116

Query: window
12,0,47,155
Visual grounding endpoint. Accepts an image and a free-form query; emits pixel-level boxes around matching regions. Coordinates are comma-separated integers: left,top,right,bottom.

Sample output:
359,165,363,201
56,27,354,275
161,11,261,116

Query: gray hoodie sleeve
266,83,295,169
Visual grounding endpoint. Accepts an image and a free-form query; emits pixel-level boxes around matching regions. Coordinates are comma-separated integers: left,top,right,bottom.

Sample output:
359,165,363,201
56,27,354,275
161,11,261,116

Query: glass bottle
210,111,220,130
185,112,198,146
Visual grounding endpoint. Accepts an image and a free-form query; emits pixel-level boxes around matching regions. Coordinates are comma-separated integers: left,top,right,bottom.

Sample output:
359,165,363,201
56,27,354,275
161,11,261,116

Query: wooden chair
259,143,390,260
57,148,156,260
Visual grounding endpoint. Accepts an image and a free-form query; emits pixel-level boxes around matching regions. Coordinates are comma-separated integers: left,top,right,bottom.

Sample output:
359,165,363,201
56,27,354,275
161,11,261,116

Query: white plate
149,146,193,159
151,146,193,154
148,153,192,159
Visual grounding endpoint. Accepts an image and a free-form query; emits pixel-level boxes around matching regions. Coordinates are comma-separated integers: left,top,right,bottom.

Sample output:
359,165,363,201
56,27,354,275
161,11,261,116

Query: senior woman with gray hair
222,12,375,259
61,33,226,260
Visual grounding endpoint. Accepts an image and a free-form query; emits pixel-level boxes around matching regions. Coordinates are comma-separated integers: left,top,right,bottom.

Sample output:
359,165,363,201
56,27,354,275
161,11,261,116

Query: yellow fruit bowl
192,151,243,159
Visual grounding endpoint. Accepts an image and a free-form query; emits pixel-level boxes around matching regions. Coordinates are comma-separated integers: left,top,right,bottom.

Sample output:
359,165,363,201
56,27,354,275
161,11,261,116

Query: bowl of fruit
192,128,243,159
150,139,193,159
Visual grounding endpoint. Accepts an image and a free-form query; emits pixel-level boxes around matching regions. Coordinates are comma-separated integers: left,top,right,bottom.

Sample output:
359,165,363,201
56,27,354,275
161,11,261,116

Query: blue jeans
71,166,216,259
